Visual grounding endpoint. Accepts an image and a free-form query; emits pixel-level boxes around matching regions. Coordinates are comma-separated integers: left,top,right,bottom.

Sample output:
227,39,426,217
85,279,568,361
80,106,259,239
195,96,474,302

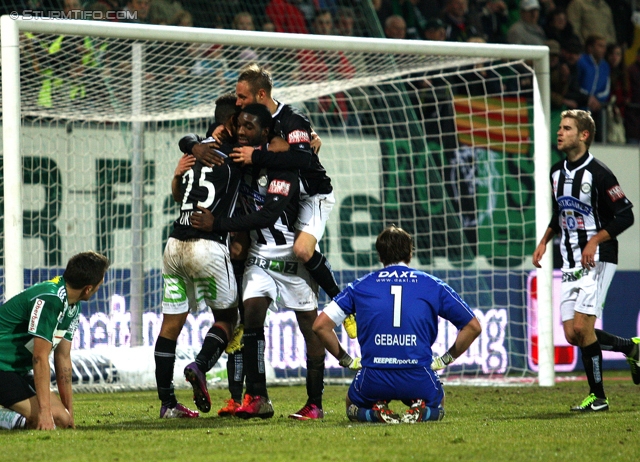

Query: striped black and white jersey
270,101,332,197
171,157,242,243
549,152,633,268
212,163,300,258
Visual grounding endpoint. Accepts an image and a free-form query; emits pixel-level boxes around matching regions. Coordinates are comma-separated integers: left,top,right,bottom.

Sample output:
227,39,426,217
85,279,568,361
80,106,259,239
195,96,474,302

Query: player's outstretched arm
32,337,56,430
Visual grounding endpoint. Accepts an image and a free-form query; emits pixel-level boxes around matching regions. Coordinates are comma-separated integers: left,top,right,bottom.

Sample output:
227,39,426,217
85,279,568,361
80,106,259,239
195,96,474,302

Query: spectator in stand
464,36,504,97
232,12,260,62
174,10,193,26
384,15,407,39
301,9,357,130
604,0,634,49
149,0,188,25
560,37,589,111
375,0,432,40
547,39,571,110
265,0,309,34
122,0,152,24
312,9,334,35
233,11,255,31
605,43,629,124
262,21,276,32
423,18,446,41
441,0,481,42
566,0,615,46
506,0,546,46
577,34,610,143
88,0,121,21
544,9,581,51
626,49,640,145
335,7,355,37
536,0,556,27
476,0,509,44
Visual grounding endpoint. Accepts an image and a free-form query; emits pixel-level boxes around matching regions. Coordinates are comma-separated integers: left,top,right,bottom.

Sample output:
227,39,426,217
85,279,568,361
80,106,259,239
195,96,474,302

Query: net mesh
1,26,539,388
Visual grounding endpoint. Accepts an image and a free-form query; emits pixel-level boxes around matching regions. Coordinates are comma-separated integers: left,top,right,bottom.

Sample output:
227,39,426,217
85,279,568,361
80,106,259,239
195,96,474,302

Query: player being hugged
313,225,481,423
155,100,244,419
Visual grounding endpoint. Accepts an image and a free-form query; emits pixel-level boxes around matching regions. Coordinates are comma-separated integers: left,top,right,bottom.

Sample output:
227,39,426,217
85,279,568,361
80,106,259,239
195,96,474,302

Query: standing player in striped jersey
313,226,481,423
199,103,326,420
154,125,243,419
533,109,640,412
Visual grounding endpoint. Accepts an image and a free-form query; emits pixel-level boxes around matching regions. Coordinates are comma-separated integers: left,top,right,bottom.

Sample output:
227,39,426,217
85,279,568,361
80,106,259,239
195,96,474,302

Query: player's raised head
237,103,272,146
376,225,413,266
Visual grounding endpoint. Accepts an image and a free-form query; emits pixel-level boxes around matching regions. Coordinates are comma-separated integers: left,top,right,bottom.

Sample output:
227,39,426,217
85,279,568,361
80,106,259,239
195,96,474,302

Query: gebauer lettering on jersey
70,295,509,374
557,195,592,215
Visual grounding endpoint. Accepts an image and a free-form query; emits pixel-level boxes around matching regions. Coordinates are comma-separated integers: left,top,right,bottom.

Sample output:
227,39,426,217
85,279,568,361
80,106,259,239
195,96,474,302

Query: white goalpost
1,16,554,389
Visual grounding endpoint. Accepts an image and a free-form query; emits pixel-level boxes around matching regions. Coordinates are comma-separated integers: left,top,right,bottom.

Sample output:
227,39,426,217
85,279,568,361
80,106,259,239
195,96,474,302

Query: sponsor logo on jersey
28,299,46,333
607,185,626,202
562,214,585,231
239,182,265,206
557,196,592,215
247,256,298,275
378,270,418,279
562,268,587,282
287,129,310,144
267,179,291,196
373,357,419,365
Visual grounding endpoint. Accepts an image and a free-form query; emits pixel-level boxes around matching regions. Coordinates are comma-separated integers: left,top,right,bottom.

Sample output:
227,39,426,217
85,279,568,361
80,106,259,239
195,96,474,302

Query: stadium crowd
5,0,640,144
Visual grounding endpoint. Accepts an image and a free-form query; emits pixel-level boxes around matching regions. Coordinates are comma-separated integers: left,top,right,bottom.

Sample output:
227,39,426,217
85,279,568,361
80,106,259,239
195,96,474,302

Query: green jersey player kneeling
0,251,109,430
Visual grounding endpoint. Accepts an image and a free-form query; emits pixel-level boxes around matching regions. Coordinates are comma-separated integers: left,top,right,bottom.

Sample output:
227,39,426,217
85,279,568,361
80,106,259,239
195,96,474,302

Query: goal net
1,18,553,390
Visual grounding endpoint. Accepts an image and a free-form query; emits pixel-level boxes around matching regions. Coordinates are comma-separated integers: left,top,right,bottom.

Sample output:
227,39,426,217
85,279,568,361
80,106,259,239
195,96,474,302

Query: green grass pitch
2,371,638,461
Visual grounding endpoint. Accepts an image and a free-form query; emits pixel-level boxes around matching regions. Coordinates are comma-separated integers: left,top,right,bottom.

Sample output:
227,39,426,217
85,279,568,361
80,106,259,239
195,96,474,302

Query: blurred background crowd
3,0,640,144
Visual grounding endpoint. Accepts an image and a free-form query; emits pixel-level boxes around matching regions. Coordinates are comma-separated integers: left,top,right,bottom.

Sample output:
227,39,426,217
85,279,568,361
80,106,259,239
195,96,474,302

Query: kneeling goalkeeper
313,225,481,423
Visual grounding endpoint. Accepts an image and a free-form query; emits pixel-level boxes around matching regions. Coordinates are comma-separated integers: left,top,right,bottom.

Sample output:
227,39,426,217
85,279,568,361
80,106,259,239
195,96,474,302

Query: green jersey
0,276,80,374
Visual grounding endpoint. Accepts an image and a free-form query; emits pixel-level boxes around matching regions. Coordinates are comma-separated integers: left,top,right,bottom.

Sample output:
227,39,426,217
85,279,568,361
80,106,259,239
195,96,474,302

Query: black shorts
0,370,36,408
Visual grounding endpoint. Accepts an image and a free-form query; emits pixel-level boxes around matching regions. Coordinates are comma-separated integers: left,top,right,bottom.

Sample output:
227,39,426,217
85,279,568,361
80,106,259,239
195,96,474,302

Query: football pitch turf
2,371,638,461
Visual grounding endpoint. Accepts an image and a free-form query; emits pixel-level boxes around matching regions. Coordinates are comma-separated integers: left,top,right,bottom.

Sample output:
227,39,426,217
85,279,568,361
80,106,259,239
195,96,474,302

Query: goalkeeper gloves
343,314,357,339
431,351,455,371
339,352,362,371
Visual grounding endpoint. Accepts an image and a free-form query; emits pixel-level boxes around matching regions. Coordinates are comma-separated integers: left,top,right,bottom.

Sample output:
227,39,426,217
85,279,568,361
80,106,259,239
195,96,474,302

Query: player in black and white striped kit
533,110,640,413
155,122,243,419
232,65,340,298
206,104,326,420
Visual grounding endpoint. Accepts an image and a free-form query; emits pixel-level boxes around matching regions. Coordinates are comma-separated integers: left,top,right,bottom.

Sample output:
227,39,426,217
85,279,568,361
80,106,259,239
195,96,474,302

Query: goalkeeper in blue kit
313,225,481,423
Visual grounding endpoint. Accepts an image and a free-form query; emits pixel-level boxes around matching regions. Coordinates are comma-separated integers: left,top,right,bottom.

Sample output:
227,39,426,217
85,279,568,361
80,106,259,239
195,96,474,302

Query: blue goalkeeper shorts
347,366,444,409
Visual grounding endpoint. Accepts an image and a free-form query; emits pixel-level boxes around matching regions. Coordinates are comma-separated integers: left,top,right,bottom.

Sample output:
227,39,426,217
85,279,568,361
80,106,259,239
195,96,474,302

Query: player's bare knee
53,410,72,429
